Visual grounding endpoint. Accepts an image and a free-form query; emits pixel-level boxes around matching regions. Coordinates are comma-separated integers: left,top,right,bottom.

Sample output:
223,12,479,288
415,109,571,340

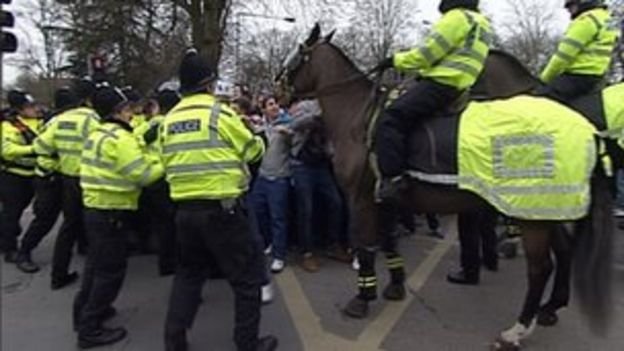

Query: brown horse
277,24,614,350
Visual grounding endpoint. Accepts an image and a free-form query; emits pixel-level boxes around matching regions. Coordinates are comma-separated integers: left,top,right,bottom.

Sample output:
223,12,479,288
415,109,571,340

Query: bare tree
498,0,561,75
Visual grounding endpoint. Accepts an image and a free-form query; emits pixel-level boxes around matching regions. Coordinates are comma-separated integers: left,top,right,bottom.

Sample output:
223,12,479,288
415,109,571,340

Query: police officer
374,0,491,199
15,87,78,273
135,88,181,276
540,0,618,103
160,49,276,351
34,78,99,290
0,90,41,263
73,85,163,349
447,207,499,285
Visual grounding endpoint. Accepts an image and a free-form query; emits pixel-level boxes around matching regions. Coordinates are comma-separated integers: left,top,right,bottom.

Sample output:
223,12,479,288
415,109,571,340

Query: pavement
2,213,624,351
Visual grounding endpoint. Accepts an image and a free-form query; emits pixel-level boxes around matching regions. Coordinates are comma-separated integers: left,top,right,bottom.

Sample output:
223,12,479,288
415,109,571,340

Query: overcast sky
2,0,569,87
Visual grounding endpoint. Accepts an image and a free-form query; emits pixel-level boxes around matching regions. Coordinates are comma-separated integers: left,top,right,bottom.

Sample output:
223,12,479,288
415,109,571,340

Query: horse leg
379,203,406,301
537,225,573,327
343,247,378,318
495,221,553,350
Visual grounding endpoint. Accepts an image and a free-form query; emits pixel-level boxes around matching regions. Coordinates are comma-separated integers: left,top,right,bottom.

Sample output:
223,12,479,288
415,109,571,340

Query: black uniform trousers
457,206,498,275
0,172,35,253
539,73,603,104
164,200,264,351
376,79,462,177
73,209,130,334
52,176,86,282
142,179,177,273
19,174,63,254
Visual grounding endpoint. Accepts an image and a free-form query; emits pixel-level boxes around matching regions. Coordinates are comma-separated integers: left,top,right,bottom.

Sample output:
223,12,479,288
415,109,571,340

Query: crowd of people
0,0,620,349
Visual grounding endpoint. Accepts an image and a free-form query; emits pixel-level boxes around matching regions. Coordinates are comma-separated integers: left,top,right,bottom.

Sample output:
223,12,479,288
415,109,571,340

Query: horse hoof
537,310,559,327
342,297,370,319
382,283,406,301
492,338,521,351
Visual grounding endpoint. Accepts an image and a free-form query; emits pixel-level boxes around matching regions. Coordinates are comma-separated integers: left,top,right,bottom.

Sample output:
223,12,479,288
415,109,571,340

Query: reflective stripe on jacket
159,93,265,201
80,121,164,210
1,117,40,177
33,107,99,177
541,8,618,83
393,8,492,89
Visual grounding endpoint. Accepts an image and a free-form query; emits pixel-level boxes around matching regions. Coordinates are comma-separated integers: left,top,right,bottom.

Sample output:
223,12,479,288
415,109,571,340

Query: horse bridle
276,40,382,100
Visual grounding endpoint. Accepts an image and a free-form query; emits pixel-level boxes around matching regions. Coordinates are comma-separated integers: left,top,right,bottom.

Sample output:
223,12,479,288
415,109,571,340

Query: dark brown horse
277,24,614,350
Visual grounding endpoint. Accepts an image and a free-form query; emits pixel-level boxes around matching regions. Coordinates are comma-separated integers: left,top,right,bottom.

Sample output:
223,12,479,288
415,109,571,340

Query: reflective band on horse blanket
405,95,597,221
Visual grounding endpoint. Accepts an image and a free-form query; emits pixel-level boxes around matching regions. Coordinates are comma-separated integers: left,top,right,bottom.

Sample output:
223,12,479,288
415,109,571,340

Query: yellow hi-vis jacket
598,83,624,141
34,107,100,177
35,117,60,177
80,121,163,210
158,93,265,201
541,8,618,83
0,116,40,177
393,8,492,90
458,95,597,220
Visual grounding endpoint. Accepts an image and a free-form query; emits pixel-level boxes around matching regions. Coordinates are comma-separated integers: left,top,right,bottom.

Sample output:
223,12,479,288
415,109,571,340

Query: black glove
374,57,394,72
143,124,159,144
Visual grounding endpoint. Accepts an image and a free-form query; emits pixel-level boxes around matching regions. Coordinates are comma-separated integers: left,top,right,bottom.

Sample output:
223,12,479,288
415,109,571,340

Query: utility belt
176,198,242,212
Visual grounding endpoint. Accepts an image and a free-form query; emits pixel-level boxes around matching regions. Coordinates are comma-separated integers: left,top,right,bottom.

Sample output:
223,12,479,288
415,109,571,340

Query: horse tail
573,166,614,336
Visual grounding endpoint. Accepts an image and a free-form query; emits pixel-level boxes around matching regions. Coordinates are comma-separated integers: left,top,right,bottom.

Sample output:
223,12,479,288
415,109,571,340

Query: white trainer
351,257,360,271
261,284,274,305
270,259,285,273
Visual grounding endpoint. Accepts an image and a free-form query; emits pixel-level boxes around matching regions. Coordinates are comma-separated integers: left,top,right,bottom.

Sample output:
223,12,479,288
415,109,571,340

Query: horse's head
275,23,341,98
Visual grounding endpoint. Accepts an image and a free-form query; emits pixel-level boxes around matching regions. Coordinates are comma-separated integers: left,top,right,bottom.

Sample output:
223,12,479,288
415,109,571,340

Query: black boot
165,330,188,351
256,335,278,351
446,268,479,285
16,252,41,273
78,327,127,349
51,271,79,290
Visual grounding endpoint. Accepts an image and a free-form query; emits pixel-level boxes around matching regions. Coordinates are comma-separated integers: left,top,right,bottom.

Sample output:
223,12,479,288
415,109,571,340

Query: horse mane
488,49,539,82
324,42,371,81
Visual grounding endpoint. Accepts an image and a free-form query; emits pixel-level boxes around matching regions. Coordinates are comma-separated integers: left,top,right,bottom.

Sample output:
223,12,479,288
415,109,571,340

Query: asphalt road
2,213,623,351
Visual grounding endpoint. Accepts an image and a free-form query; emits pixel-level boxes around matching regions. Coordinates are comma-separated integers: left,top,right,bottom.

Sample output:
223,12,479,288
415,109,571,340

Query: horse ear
325,29,337,43
305,23,321,47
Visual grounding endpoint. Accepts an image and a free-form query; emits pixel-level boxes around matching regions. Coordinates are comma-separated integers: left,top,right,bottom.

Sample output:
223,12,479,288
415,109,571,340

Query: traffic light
1,0,17,53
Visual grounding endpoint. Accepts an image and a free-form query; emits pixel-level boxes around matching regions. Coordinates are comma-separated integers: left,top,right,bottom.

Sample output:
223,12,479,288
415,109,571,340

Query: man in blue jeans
250,97,292,273
287,100,351,272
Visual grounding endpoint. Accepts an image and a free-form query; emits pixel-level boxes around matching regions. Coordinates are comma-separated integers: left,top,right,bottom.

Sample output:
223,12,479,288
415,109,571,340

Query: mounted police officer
160,49,276,351
374,0,492,200
540,0,618,103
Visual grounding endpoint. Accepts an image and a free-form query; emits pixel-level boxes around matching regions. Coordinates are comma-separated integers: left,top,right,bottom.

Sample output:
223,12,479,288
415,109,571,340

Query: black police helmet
565,0,605,17
157,89,181,114
54,87,79,111
121,86,142,103
92,85,130,120
179,48,217,94
73,77,97,103
7,90,35,111
439,0,479,13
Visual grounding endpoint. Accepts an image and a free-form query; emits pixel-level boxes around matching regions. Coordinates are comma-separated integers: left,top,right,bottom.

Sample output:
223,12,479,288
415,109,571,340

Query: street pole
235,13,240,82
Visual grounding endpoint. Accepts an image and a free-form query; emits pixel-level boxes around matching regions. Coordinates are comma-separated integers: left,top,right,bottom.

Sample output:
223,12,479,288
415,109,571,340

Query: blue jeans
250,176,290,260
292,163,344,253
